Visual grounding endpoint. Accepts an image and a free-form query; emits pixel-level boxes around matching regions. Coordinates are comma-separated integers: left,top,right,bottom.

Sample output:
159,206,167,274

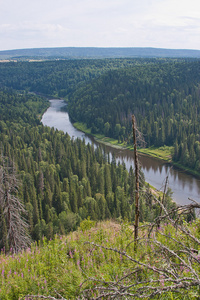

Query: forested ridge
1,58,200,173
67,60,200,172
1,58,200,300
1,46,200,60
0,59,147,97
0,58,199,249
0,88,175,250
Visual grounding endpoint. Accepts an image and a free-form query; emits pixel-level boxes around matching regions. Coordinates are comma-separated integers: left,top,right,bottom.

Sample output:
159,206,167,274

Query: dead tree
80,199,200,300
0,156,31,253
157,175,169,229
132,115,139,246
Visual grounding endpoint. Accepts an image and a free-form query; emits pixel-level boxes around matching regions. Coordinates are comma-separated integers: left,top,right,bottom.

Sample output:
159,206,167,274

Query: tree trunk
132,115,139,248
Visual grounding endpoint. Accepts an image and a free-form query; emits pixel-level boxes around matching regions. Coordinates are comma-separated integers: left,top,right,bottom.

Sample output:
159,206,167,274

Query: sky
1,0,200,51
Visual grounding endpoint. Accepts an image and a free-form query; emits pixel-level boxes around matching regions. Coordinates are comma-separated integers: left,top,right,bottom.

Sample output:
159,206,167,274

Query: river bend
41,99,200,206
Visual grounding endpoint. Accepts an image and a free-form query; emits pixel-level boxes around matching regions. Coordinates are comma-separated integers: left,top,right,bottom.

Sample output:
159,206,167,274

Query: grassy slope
0,219,199,300
0,221,129,299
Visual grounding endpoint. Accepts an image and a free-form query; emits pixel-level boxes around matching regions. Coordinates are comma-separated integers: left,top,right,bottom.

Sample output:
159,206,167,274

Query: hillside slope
0,211,199,300
1,47,200,60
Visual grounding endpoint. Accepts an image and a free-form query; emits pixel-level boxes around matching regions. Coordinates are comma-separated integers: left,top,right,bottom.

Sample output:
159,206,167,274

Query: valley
1,55,200,299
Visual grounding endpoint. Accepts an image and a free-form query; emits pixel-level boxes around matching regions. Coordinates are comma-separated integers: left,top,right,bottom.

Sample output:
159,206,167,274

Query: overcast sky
1,0,200,51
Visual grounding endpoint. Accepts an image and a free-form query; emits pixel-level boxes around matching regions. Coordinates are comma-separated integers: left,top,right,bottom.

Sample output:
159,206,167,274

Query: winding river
41,99,200,206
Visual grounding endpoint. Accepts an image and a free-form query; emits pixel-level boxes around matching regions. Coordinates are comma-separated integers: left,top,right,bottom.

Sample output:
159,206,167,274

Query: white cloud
0,0,200,50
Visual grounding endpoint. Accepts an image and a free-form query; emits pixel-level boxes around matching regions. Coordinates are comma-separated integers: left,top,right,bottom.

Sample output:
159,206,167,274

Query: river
41,99,200,206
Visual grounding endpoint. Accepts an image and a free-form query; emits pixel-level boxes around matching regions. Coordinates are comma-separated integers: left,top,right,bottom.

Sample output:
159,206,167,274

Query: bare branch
0,154,31,252
81,199,200,299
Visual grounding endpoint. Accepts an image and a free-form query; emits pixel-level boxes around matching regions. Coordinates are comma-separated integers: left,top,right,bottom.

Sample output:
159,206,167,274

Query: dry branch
80,201,200,299
132,115,140,246
0,155,31,252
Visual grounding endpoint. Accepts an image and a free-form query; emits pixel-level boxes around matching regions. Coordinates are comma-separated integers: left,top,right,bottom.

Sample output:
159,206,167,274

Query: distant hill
1,47,200,60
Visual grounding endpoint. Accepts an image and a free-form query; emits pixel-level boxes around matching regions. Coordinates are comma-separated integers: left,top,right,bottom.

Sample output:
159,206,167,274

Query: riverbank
73,121,200,178
73,122,173,161
42,100,200,204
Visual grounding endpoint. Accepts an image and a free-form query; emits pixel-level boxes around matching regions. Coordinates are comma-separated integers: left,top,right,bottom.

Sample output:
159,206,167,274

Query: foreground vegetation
0,200,199,300
1,58,200,298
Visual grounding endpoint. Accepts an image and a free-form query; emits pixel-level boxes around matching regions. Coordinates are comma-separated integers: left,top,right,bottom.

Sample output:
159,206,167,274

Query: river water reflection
41,99,200,206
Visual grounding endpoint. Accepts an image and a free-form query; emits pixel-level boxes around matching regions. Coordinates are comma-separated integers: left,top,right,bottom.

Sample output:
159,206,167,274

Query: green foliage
138,145,174,161
67,59,200,173
1,57,200,299
0,59,143,97
1,58,200,173
0,88,175,249
0,89,49,125
79,217,96,232
0,218,200,299
0,221,134,299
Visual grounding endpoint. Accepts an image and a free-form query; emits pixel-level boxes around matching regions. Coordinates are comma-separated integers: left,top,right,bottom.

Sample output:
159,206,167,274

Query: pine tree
104,164,112,196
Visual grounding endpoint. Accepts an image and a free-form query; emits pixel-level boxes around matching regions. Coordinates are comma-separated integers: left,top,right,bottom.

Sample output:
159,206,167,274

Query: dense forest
0,59,143,97
1,58,200,173
0,88,175,251
1,55,200,300
67,60,200,172
1,57,200,250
